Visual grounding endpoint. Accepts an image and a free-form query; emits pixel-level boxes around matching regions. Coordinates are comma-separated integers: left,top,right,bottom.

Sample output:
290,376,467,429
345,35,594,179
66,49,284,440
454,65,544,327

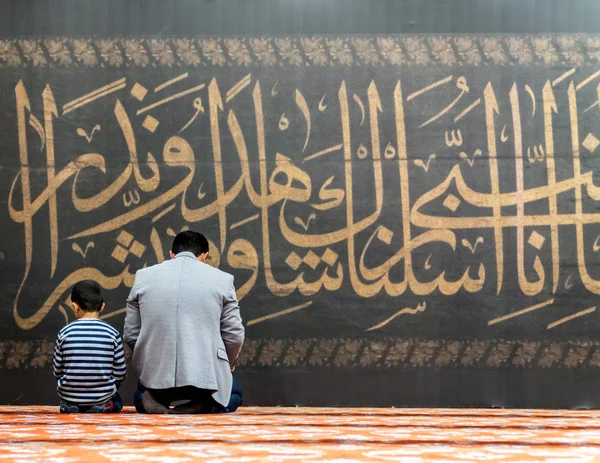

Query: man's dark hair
172,230,209,257
71,280,104,312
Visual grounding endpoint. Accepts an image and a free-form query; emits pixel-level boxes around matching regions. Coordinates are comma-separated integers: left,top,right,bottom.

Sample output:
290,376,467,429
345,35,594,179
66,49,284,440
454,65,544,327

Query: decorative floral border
0,36,598,68
3,339,598,370
238,338,599,369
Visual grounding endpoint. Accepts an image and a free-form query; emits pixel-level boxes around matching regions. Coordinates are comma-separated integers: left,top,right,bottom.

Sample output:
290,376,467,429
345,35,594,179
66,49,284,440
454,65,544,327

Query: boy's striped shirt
53,319,126,405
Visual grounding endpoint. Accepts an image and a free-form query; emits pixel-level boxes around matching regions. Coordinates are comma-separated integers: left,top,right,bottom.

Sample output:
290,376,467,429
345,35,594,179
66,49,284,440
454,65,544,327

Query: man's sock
141,391,169,414
169,401,207,414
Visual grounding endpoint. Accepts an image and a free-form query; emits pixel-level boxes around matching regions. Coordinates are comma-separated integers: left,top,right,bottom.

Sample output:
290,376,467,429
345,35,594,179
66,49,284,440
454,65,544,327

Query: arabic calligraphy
6,63,600,337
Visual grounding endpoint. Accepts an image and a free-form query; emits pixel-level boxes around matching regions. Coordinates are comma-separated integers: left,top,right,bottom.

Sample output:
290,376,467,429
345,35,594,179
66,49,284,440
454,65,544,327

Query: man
124,231,244,414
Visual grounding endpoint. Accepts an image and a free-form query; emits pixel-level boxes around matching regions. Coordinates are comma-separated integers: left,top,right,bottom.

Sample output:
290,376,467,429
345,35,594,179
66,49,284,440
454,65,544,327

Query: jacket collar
173,251,198,260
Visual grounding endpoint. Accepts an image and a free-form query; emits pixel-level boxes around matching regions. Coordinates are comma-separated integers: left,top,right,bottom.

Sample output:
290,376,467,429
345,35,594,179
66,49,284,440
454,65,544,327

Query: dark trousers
134,374,242,413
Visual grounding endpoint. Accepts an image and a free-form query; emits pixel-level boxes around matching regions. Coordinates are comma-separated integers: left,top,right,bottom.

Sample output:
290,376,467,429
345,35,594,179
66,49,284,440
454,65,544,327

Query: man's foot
142,391,169,414
169,401,207,414
59,401,80,414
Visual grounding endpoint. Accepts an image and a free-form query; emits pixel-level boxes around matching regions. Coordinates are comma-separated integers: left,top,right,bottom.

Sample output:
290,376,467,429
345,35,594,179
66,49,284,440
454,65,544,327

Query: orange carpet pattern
1,406,600,461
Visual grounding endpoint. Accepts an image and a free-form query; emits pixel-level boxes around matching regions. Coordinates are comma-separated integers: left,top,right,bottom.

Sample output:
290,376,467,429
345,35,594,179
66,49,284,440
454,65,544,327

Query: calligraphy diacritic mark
419,76,469,128
318,94,327,111
304,144,343,163
226,74,252,103
357,143,368,159
593,235,600,253
459,149,482,167
136,83,206,115
553,68,576,87
278,113,289,131
576,69,600,91
565,273,574,290
413,153,436,172
247,301,313,326
547,307,596,330
28,114,46,150
76,124,101,143
525,84,536,118
445,129,463,147
151,204,176,224
230,214,260,230
179,97,204,133
384,142,396,159
167,225,190,237
407,75,453,101
501,125,509,143
461,237,484,254
454,98,481,123
366,302,427,332
424,254,432,270
197,182,206,200
294,213,316,231
296,89,311,152
123,190,141,208
488,299,554,326
584,99,599,113
63,78,127,115
72,241,95,258
527,145,545,163
353,94,365,126
154,73,188,93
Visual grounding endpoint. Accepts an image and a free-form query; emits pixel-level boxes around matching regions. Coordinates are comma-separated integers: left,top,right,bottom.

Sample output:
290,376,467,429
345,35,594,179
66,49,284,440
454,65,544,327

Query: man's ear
198,252,208,263
170,251,175,259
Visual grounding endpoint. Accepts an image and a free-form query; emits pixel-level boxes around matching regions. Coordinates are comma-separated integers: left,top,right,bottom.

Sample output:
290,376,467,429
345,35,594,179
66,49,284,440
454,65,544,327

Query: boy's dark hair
71,280,104,312
172,230,209,257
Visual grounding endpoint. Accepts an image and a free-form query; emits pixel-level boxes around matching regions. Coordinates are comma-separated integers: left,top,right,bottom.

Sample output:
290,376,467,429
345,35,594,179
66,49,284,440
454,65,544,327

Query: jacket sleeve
123,273,142,348
220,275,245,365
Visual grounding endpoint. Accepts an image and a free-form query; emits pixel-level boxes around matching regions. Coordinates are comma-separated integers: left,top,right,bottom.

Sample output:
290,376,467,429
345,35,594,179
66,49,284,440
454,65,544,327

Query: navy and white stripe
53,319,127,405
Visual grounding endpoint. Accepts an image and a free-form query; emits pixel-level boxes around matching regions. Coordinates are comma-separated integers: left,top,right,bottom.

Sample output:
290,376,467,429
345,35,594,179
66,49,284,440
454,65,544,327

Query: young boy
53,280,127,413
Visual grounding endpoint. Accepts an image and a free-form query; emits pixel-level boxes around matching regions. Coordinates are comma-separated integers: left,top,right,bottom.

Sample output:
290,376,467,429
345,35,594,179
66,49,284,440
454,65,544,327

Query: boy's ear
99,303,105,313
72,301,80,312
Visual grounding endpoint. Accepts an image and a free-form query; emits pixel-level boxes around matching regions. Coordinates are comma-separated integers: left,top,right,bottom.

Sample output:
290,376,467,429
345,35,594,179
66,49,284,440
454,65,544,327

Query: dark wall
2,0,600,408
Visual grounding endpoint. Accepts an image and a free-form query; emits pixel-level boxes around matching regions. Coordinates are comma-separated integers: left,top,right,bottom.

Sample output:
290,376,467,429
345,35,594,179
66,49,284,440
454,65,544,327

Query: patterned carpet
1,407,600,462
